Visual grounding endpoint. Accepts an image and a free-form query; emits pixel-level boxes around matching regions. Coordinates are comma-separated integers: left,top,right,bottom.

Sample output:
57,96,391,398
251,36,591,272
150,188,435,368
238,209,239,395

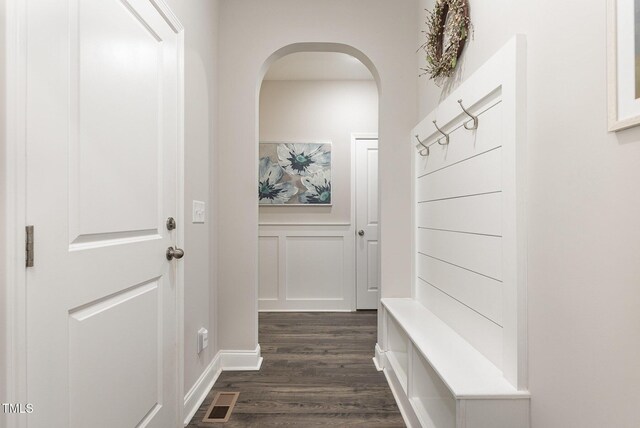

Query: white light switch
197,327,208,354
192,200,205,223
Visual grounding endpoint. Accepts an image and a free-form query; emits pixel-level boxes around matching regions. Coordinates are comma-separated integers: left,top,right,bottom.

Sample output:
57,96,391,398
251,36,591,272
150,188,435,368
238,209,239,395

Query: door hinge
26,225,34,268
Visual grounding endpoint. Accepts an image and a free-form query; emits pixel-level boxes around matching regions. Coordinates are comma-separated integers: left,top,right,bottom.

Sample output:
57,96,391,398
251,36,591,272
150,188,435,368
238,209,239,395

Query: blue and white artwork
258,142,332,206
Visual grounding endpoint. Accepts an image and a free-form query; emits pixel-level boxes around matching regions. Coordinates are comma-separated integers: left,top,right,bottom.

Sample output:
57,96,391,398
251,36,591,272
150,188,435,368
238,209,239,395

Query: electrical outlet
197,328,208,354
192,200,205,224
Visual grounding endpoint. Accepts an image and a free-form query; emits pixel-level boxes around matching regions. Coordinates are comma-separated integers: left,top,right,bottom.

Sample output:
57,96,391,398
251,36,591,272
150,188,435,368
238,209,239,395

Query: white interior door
24,1,182,427
355,139,379,309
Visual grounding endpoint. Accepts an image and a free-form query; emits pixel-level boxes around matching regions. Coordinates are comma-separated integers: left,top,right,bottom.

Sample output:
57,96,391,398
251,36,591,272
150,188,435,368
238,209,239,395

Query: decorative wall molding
259,225,355,311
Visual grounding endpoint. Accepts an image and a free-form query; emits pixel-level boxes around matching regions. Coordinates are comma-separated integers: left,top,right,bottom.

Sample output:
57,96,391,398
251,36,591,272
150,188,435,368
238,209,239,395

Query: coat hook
432,120,449,145
414,134,430,156
457,99,479,130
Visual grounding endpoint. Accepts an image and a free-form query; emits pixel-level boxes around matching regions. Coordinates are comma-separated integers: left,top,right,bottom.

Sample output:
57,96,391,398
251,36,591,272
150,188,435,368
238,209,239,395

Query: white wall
163,0,220,400
259,80,378,224
418,1,640,426
218,0,418,350
258,80,377,310
0,0,7,413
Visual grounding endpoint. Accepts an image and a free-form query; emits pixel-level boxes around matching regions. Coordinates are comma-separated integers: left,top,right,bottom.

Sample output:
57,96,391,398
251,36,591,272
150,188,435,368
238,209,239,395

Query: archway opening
256,46,381,337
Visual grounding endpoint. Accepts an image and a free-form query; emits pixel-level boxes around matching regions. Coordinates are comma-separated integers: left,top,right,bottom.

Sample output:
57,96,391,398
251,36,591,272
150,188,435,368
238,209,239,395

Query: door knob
166,246,185,261
358,230,365,236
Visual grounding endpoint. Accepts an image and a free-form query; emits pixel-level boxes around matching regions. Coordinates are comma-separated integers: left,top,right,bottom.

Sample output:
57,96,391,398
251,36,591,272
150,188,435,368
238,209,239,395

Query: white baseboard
383,364,421,428
220,345,263,371
183,353,222,426
373,343,385,371
183,345,263,426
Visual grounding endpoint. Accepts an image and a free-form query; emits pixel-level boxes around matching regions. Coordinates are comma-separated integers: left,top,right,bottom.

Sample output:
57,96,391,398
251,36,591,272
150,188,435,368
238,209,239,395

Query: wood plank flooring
187,312,405,427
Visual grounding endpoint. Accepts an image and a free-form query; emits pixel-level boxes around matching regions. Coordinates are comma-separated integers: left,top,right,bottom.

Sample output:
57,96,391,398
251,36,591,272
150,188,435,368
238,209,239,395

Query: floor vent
202,392,239,423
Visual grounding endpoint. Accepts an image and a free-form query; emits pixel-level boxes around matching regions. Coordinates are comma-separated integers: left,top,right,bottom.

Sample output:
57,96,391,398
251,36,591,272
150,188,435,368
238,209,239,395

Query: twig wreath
420,0,471,81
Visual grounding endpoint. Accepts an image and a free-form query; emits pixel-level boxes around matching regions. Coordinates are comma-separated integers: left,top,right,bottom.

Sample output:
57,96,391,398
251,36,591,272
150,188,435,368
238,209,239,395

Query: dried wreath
420,0,471,81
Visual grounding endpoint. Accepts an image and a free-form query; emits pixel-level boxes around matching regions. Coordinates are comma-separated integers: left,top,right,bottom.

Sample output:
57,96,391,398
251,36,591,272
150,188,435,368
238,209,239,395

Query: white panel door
25,1,182,427
355,139,379,309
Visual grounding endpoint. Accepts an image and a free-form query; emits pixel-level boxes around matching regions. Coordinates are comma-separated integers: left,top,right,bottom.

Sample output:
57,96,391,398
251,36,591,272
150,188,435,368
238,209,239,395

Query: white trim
4,0,28,426
219,345,264,371
175,22,187,428
259,222,351,227
259,308,352,313
607,0,640,131
149,0,184,32
182,347,263,426
258,226,355,311
383,365,421,428
372,343,385,371
183,353,222,426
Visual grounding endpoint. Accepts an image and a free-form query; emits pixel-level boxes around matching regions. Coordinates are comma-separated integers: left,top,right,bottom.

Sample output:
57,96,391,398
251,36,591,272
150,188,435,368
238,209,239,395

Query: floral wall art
258,142,332,206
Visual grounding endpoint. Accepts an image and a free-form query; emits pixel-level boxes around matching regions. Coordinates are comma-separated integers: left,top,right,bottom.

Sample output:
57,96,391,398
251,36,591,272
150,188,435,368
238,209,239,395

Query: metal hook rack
432,121,450,145
414,134,430,157
457,99,478,130
414,100,481,156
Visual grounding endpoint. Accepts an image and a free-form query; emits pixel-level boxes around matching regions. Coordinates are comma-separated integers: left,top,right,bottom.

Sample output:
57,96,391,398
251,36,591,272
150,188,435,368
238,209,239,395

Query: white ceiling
264,52,374,81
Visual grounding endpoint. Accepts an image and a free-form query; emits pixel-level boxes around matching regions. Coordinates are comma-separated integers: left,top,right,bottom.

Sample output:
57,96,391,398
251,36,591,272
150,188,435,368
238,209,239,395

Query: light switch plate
192,200,205,223
197,327,208,354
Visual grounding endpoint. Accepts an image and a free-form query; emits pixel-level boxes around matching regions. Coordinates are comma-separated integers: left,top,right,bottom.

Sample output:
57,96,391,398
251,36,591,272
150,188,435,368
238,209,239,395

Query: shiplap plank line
417,190,501,204
417,277,501,327
417,227,500,238
417,228,502,281
417,253,502,325
415,101,503,177
416,148,502,203
418,146,502,179
417,252,502,282
415,282,503,370
417,191,502,236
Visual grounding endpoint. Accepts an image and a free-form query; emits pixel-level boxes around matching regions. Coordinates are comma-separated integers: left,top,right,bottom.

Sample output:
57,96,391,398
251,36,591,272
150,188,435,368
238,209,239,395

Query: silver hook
457,99,478,130
432,121,450,145
414,134,430,156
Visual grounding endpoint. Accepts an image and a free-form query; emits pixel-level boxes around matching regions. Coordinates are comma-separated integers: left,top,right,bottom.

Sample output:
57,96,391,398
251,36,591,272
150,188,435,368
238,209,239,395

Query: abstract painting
258,142,332,206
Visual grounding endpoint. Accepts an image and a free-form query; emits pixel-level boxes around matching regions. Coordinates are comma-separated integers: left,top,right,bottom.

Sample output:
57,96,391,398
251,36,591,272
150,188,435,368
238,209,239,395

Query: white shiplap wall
379,36,529,428
409,36,528,392
414,102,505,369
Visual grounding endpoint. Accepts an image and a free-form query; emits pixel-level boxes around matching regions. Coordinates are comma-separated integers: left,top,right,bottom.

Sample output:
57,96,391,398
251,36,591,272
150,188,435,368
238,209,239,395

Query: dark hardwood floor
187,311,405,427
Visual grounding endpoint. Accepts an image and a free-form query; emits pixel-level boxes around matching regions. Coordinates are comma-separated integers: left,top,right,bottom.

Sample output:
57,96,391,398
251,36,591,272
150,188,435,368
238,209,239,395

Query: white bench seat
382,298,529,400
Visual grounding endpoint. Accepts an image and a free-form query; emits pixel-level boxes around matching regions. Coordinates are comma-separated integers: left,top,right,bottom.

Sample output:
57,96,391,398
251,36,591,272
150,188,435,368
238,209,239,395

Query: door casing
350,133,380,310
2,1,186,427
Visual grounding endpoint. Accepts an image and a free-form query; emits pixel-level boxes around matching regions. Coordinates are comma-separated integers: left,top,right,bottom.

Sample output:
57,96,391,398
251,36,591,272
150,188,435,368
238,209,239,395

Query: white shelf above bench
382,298,529,400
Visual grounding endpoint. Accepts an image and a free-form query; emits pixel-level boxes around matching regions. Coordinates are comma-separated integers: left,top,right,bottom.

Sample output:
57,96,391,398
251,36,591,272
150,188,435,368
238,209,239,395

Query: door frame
2,2,186,426
350,133,379,310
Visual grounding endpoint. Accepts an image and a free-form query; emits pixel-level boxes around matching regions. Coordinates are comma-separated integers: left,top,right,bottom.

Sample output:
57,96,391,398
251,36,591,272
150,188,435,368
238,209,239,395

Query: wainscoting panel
258,237,279,301
258,225,354,311
286,236,344,300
